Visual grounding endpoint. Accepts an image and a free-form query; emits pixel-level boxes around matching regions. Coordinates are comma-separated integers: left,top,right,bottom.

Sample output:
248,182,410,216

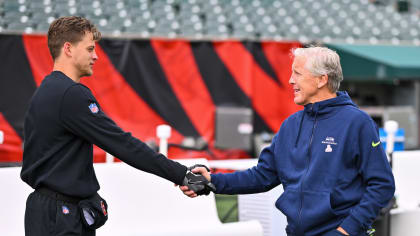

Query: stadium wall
0,34,301,162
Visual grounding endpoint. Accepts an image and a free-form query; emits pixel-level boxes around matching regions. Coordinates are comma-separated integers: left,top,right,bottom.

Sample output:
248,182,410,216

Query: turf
215,194,238,223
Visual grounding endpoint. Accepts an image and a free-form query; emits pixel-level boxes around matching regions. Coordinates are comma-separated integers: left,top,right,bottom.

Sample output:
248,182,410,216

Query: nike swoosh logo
372,141,381,147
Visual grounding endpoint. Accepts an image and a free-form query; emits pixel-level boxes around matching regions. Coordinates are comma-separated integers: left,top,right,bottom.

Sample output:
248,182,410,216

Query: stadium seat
0,0,419,43
2,1,22,11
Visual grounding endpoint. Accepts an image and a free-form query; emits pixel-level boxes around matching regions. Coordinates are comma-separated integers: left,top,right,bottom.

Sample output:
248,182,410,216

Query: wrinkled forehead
292,55,307,69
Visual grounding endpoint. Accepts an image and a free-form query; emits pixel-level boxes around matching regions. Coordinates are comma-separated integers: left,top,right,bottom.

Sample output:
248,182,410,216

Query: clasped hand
177,165,213,198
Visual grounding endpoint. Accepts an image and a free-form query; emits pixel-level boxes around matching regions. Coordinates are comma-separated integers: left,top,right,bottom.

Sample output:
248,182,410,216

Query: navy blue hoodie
211,92,395,236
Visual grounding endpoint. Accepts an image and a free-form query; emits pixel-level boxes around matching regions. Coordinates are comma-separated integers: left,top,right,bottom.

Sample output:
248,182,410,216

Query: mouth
293,88,300,95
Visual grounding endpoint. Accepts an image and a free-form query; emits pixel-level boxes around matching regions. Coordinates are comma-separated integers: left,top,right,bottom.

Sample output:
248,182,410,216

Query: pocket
275,189,300,226
334,229,347,235
285,225,296,235
54,202,83,235
322,229,347,236
78,193,108,229
301,191,338,230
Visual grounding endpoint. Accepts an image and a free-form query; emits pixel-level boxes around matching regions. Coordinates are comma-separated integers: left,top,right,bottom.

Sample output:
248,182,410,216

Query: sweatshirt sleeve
59,84,187,185
340,118,395,235
210,134,281,194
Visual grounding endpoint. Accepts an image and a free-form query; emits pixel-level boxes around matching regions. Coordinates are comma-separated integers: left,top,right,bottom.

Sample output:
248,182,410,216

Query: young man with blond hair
21,16,211,236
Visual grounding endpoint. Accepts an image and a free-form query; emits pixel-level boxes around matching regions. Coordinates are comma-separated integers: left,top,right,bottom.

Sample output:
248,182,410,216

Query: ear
63,42,72,57
317,74,328,89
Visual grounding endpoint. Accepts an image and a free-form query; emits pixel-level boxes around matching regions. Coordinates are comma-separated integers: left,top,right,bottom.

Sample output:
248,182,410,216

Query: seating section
0,0,419,45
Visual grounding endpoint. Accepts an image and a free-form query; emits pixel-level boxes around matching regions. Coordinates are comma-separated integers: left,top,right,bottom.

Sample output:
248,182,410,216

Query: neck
53,62,80,83
308,90,337,104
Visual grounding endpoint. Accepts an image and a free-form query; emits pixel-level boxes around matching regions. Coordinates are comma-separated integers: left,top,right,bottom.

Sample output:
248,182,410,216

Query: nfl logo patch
89,103,99,113
62,206,70,215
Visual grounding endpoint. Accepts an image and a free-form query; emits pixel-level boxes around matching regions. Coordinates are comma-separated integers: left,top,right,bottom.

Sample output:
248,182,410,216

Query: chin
294,97,304,106
82,71,93,77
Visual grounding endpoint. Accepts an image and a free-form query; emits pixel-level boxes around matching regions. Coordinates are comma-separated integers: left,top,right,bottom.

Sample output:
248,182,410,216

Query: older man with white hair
181,46,395,236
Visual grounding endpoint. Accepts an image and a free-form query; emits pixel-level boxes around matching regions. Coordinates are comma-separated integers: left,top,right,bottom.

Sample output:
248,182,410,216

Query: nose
289,75,295,85
92,50,98,61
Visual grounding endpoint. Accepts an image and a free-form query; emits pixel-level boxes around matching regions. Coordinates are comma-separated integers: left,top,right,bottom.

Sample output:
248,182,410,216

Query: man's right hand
179,165,213,198
336,227,349,235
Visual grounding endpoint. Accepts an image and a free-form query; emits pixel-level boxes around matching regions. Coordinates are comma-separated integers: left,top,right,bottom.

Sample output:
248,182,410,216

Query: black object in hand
182,164,216,196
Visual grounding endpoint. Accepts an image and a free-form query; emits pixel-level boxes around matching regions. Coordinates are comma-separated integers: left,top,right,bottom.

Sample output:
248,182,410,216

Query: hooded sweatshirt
211,91,395,236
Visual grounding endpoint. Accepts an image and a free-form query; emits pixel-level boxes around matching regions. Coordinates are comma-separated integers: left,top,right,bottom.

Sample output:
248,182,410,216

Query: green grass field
215,194,238,223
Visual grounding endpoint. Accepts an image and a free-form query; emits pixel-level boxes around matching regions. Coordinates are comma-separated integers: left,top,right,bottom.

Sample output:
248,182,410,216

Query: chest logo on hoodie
322,137,337,152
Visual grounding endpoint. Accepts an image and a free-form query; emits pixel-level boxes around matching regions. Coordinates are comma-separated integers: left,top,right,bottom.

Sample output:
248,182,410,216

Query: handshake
180,164,216,197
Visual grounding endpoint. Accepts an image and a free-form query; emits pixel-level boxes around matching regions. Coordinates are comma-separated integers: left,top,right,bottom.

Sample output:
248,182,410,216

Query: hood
303,91,357,118
294,91,356,147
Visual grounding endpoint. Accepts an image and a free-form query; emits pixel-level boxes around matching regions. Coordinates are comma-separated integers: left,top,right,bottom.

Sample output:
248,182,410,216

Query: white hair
292,46,343,93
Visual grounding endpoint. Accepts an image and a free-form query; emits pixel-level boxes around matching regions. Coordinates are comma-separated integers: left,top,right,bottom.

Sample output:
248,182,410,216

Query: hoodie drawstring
309,110,319,149
294,111,305,147
295,104,321,148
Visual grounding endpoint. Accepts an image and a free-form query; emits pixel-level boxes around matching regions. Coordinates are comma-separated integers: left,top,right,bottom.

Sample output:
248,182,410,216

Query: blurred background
0,0,419,235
